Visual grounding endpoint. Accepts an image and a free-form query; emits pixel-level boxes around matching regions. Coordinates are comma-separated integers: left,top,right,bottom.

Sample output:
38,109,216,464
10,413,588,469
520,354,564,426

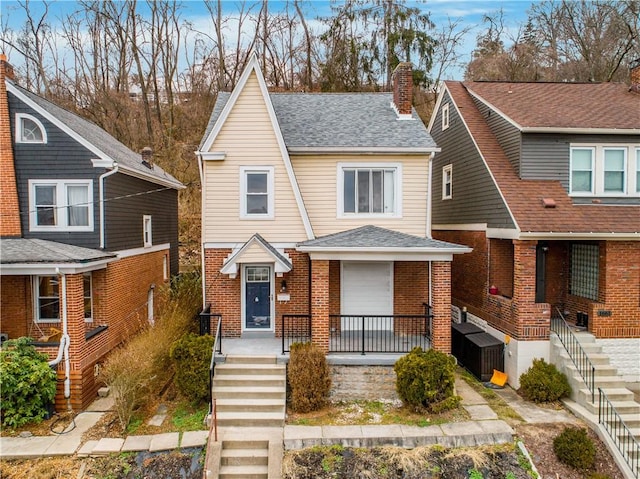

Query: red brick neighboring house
428,64,640,387
196,55,470,355
0,55,184,410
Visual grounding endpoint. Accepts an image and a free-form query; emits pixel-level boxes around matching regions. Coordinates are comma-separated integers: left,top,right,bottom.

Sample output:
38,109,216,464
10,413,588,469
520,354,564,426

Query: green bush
288,342,331,413
518,358,571,403
394,347,460,412
170,333,214,403
553,426,595,470
0,337,58,428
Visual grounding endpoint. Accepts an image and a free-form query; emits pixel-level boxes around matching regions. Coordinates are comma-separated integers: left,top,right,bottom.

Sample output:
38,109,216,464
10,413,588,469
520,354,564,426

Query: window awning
220,233,292,278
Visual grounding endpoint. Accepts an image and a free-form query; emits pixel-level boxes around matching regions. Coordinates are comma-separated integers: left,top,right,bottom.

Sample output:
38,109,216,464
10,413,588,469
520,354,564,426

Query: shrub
170,333,214,403
394,347,460,412
0,337,58,428
100,270,202,430
288,342,331,413
518,358,571,403
553,426,595,470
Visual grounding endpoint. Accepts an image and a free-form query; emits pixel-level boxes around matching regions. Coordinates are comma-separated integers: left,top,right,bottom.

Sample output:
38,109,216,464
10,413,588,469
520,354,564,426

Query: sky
0,0,535,81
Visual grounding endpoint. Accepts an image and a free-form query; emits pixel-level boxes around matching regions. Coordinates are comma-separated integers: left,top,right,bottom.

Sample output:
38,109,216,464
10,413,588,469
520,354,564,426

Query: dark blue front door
245,266,271,329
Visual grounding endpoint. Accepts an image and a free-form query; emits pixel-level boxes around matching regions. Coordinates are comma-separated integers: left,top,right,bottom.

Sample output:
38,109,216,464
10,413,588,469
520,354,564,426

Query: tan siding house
197,55,469,354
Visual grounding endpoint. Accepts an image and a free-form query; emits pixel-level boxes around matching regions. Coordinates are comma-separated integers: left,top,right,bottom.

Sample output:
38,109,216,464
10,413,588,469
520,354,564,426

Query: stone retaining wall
329,365,398,401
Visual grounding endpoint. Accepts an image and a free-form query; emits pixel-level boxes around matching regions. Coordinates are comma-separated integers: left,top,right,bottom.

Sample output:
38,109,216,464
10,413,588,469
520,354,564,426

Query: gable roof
297,225,469,252
465,81,640,132
443,81,640,237
7,80,184,190
199,82,438,154
220,233,292,277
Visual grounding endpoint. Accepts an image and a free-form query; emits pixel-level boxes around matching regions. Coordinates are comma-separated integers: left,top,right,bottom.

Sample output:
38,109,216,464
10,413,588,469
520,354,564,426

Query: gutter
287,146,441,155
99,163,118,249
426,152,435,238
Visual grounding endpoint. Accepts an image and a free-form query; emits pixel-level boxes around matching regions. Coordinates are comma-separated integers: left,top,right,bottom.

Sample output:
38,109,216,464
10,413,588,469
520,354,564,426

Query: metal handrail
282,314,311,354
599,388,640,478
550,310,596,403
207,317,222,435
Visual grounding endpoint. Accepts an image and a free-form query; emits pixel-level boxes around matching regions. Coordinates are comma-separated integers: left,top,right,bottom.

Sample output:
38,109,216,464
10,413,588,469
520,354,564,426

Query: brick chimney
630,58,640,93
391,62,413,118
141,146,153,168
0,54,22,237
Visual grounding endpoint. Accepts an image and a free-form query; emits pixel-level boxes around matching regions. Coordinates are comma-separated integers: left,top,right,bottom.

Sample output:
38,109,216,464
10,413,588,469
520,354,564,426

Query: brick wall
1,276,31,339
203,248,242,337
431,261,452,352
329,260,341,315
392,62,413,115
274,250,310,338
394,261,429,315
0,55,21,237
489,239,514,298
311,260,330,352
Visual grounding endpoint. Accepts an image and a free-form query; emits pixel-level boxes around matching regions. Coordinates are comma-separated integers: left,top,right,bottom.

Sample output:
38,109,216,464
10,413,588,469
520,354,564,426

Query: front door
244,265,272,330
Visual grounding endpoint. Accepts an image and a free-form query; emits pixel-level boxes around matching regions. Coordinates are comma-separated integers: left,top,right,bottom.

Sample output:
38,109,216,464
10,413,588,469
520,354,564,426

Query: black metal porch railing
550,311,596,403
198,304,222,352
282,314,311,354
329,314,431,355
599,388,640,478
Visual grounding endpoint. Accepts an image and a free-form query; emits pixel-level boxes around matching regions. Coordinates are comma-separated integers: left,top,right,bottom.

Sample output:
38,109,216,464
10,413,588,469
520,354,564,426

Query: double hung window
570,144,639,196
29,180,92,231
340,164,400,216
240,167,274,219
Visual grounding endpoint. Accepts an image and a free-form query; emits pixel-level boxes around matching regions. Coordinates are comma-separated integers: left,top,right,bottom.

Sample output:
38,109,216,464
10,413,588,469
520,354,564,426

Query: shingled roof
7,80,183,189
1,238,116,265
445,81,640,235
465,81,640,131
200,92,437,153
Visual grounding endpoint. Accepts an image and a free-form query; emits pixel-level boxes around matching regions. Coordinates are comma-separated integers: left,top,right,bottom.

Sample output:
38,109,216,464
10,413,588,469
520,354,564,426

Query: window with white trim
36,276,59,322
28,180,92,231
163,254,169,281
240,167,274,218
16,113,47,143
339,164,401,216
442,103,450,130
83,273,93,322
442,164,452,200
143,215,152,247
570,243,599,301
570,144,640,196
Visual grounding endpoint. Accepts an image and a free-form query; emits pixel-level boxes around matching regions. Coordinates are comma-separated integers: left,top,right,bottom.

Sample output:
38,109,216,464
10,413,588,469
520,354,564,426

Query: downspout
426,152,435,238
48,268,71,400
196,152,207,310
99,163,119,249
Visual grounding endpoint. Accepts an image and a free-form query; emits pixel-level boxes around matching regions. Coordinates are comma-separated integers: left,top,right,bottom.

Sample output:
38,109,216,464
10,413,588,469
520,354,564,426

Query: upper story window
29,180,93,232
570,144,639,196
143,215,152,247
16,113,47,144
240,166,274,219
442,164,452,200
442,103,450,130
338,163,401,217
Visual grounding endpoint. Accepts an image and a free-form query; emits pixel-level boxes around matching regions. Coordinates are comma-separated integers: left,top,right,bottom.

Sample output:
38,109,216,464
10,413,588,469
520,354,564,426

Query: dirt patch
515,423,624,479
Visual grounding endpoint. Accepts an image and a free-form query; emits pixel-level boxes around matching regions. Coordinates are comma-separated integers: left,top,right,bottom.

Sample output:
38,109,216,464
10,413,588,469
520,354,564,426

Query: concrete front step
557,351,611,366
216,411,285,428
214,386,286,400
221,448,269,466
219,464,268,479
224,355,278,365
570,374,626,390
565,364,619,378
215,363,286,375
213,375,286,388
583,400,640,416
579,388,635,403
216,398,285,413
605,415,640,429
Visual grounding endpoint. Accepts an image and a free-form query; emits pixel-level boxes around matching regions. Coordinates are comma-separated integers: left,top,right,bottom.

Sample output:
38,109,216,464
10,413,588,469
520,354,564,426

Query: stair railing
550,310,596,403
599,388,640,478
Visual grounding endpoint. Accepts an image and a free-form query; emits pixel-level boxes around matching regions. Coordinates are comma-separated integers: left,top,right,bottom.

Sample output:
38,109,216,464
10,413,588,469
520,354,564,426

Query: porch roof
220,233,292,278
296,225,471,261
0,238,116,275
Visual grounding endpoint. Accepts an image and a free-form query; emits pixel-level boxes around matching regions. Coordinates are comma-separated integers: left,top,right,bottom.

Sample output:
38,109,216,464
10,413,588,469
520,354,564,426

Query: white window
442,164,452,200
35,276,59,322
83,273,93,322
603,148,626,193
570,144,640,196
570,147,594,194
143,215,152,247
28,180,92,231
240,167,274,219
338,163,401,216
442,103,450,130
16,113,47,143
163,254,169,281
